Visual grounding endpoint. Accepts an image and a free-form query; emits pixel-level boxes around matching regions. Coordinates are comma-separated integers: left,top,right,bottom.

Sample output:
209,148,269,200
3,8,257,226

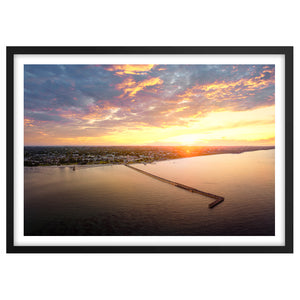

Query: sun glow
165,134,200,146
25,105,275,146
24,64,275,147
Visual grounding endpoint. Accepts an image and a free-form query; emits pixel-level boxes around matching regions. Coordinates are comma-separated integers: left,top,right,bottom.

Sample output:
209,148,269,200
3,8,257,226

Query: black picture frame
6,46,293,253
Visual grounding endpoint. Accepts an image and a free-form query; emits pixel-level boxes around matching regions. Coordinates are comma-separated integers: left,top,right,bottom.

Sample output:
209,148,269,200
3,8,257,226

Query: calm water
24,149,275,236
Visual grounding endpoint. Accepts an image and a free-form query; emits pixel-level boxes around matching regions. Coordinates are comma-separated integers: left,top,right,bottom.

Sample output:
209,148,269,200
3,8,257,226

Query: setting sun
24,64,275,146
21,60,278,241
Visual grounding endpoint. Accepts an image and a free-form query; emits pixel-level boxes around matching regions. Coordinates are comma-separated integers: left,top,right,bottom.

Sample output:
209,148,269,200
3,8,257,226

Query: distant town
24,145,275,167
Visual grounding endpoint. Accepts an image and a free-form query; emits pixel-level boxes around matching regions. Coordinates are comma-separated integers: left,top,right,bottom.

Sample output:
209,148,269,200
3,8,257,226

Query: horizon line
24,144,276,147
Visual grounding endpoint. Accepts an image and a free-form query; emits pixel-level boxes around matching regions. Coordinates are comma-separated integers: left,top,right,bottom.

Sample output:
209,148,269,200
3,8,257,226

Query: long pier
125,164,224,208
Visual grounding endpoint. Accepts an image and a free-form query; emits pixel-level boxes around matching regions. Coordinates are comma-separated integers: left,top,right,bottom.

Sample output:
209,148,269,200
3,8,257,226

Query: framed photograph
7,46,293,253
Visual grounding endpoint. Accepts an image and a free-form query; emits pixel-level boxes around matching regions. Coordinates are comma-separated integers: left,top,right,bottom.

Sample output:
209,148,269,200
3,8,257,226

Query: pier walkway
125,164,224,208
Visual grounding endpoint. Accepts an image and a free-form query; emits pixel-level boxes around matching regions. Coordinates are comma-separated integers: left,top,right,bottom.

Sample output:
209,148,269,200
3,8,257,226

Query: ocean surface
24,149,275,236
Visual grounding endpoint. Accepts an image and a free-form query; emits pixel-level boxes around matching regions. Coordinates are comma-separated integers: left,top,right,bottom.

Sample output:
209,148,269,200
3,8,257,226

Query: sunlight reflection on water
24,150,275,236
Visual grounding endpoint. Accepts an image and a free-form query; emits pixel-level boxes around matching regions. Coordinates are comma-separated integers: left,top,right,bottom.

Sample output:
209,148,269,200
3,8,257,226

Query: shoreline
24,147,275,168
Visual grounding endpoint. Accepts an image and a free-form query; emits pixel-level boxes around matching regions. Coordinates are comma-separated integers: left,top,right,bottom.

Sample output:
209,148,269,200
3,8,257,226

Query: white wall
0,1,298,299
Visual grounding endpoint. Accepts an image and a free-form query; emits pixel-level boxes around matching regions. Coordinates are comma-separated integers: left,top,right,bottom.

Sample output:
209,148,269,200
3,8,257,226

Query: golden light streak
105,64,155,75
161,106,189,116
25,105,275,146
96,106,274,146
116,77,163,98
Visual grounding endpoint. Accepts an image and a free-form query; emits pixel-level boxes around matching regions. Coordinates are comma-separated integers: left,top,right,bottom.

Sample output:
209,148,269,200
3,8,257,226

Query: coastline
24,147,275,169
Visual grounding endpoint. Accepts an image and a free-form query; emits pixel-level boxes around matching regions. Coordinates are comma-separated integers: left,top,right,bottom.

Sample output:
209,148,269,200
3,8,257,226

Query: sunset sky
24,64,275,146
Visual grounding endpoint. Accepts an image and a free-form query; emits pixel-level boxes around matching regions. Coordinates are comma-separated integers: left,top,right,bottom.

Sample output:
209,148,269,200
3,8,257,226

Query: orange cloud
37,131,49,136
24,118,34,127
105,64,155,76
178,69,275,103
160,106,189,116
116,77,163,98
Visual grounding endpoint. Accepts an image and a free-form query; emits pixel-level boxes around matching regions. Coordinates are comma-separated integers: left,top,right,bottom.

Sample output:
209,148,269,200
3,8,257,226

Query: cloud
105,64,155,76
24,118,34,127
116,77,163,98
24,64,275,145
178,67,274,103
